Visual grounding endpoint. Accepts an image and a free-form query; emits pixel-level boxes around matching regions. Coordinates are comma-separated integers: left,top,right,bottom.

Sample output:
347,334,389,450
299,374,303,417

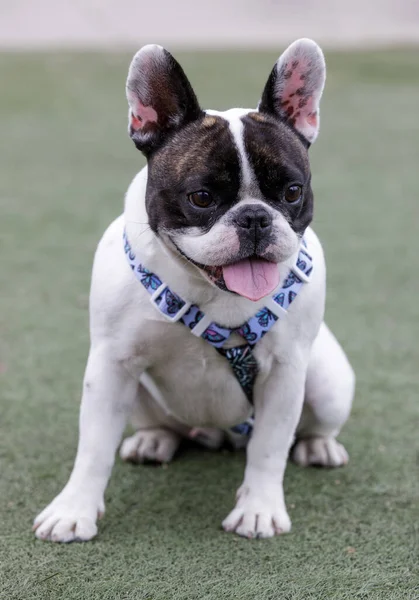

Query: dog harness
123,230,313,435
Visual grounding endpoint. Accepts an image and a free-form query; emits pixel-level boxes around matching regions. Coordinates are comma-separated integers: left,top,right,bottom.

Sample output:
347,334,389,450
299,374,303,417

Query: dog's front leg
33,344,138,542
222,352,307,539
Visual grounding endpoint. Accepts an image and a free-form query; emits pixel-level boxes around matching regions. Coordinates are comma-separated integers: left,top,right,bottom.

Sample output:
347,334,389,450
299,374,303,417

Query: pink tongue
222,258,280,301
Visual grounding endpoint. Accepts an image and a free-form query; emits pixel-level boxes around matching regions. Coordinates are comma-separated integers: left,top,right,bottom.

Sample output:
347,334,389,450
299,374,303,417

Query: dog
33,39,355,542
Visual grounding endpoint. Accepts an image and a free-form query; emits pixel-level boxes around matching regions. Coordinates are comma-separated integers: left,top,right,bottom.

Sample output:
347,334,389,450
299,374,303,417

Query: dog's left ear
258,39,326,145
126,44,202,155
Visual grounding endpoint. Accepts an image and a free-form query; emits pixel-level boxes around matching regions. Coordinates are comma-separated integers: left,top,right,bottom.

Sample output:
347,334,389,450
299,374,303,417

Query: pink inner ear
128,92,158,131
279,58,318,134
306,112,318,128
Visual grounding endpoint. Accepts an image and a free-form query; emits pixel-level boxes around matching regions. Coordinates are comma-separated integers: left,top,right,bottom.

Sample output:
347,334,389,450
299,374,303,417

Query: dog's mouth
172,243,280,302
221,258,280,301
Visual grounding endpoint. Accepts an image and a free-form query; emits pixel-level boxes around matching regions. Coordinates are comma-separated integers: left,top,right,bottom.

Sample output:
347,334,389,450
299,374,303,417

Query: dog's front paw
120,428,181,463
292,437,349,467
33,489,104,543
222,484,291,539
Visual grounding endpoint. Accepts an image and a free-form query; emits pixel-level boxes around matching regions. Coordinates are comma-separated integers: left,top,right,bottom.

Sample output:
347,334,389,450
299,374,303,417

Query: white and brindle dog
33,39,355,542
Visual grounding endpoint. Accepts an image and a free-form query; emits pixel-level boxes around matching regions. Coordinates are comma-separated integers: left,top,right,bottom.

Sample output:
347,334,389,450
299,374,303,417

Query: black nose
234,205,272,232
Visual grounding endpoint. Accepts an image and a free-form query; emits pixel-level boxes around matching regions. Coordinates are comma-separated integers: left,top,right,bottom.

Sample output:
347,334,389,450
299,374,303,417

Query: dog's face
126,40,325,301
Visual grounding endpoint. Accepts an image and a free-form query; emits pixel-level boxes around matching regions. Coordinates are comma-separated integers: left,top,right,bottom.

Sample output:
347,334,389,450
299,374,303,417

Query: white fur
33,190,354,542
207,108,254,190
33,66,353,543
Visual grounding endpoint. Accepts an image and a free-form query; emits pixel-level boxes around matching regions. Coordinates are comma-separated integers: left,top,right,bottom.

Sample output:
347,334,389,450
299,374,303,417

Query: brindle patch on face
146,115,241,234
202,115,217,128
248,112,267,124
242,113,313,235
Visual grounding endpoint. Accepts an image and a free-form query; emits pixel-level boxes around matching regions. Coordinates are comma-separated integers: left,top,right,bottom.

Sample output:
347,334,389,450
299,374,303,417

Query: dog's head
126,40,325,301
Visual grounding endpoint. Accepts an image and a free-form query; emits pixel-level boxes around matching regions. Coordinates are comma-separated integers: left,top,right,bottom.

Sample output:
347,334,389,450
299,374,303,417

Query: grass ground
1,48,419,600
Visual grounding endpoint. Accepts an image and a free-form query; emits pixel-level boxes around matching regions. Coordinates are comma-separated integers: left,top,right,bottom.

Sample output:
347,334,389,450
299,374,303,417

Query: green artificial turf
1,47,419,600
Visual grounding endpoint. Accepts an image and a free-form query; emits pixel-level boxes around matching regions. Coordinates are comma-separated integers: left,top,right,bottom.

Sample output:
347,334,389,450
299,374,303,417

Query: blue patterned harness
123,230,313,435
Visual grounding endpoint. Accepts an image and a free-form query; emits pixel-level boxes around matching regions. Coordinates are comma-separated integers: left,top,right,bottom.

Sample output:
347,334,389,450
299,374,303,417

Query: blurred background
1,3,419,600
1,0,419,49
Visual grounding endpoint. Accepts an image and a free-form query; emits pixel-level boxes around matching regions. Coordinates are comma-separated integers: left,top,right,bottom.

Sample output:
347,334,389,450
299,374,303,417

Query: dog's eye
188,190,214,209
284,185,302,204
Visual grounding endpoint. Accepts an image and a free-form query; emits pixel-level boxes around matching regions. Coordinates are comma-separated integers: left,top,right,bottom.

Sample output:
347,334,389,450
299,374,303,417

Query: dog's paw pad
222,507,291,539
222,486,291,539
292,437,349,468
120,428,181,464
33,494,103,543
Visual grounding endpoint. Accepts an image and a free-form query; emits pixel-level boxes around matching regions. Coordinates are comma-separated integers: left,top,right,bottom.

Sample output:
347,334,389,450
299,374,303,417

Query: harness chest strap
123,230,313,421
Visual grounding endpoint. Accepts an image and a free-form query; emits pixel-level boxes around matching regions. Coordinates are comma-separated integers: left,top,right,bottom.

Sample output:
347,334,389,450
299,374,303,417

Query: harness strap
123,230,313,405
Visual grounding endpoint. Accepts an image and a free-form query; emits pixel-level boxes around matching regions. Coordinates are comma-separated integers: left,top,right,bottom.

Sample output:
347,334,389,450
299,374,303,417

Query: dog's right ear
126,45,202,156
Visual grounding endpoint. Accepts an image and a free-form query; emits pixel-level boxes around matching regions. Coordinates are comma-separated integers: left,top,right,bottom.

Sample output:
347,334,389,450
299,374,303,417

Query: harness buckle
264,297,288,319
290,244,313,283
291,264,311,283
150,283,192,322
190,314,213,337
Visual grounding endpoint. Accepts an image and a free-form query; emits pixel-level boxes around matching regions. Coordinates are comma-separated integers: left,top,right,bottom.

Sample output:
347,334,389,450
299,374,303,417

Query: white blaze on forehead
205,108,254,192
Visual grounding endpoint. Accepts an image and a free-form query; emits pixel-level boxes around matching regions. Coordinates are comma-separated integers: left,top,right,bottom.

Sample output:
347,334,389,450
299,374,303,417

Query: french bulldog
33,39,355,542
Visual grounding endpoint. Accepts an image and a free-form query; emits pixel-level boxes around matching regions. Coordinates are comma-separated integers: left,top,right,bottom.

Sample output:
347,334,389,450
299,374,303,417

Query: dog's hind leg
119,381,183,464
292,322,355,467
119,379,224,464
